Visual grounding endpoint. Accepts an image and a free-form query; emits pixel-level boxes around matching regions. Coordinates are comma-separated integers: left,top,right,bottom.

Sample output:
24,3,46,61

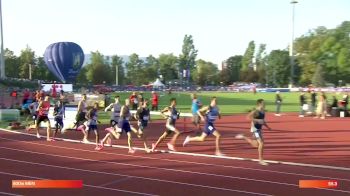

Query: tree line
3,21,350,87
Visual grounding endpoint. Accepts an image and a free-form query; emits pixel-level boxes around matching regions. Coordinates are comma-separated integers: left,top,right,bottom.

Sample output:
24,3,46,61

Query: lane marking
98,177,133,187
2,145,350,194
0,146,295,187
1,128,350,172
0,158,271,196
0,192,23,196
0,171,158,196
1,135,349,182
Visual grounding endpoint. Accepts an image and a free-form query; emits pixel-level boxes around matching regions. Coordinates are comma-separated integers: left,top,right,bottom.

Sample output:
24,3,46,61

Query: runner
86,102,101,150
235,99,271,166
35,95,52,141
151,98,181,152
25,97,40,132
134,99,151,153
74,94,88,129
100,96,122,147
117,99,139,153
191,93,202,133
183,97,224,156
52,100,64,139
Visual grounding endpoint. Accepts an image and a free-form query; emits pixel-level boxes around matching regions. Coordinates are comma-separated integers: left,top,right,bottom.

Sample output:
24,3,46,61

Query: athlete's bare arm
197,106,209,121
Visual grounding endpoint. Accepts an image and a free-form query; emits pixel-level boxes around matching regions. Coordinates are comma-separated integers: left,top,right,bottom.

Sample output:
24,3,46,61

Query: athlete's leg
127,131,135,153
152,131,169,151
46,120,52,141
212,130,223,155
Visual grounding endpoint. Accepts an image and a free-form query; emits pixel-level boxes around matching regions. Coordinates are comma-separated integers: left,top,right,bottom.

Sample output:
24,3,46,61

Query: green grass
108,91,342,114
1,91,344,129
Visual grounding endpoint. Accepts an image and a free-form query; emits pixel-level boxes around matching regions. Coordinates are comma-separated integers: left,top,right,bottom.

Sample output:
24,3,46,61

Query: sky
2,0,350,65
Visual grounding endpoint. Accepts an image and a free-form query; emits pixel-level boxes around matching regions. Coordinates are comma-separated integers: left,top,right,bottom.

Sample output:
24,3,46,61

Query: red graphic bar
299,180,338,188
12,180,83,189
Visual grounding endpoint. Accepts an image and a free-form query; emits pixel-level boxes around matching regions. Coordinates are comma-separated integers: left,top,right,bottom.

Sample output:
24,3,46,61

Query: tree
86,51,112,84
144,55,159,82
4,48,20,78
111,55,125,85
179,35,198,83
76,66,88,84
312,64,325,87
125,53,143,85
158,53,178,83
192,59,219,86
255,44,267,84
32,57,56,81
294,22,350,86
241,41,255,71
19,46,36,79
266,50,290,87
225,55,243,83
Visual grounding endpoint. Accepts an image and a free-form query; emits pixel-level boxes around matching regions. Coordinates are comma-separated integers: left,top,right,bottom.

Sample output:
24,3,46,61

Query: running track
0,113,349,196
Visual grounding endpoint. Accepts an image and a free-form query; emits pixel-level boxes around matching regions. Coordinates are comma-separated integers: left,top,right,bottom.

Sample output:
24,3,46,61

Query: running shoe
215,151,225,156
235,134,244,139
167,143,176,151
36,133,41,139
183,136,190,146
151,143,156,152
259,160,269,166
128,148,135,154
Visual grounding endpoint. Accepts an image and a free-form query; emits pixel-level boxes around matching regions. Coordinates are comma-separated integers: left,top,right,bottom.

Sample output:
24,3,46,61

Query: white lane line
3,145,350,195
1,135,349,182
1,128,350,172
0,191,23,196
98,177,133,187
0,171,158,196
0,157,271,196
0,145,291,190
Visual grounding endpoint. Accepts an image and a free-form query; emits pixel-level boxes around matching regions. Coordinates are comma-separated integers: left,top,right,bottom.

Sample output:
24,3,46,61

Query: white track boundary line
0,145,298,188
1,128,350,172
1,134,349,183
2,134,348,182
0,171,158,196
2,146,349,194
0,156,272,196
0,191,23,196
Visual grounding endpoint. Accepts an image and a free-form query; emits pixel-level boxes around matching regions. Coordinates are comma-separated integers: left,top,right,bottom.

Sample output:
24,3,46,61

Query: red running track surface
0,113,349,196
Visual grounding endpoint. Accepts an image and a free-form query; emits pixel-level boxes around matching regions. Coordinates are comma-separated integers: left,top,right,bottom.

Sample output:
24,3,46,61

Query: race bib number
143,116,149,121
208,126,214,131
171,114,178,120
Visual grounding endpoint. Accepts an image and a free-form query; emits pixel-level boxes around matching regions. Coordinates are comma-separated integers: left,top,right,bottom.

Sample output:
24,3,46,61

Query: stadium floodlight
289,0,298,87
0,0,5,79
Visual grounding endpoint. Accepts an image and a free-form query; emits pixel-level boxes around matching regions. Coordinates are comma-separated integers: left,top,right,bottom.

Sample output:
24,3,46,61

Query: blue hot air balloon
44,42,84,83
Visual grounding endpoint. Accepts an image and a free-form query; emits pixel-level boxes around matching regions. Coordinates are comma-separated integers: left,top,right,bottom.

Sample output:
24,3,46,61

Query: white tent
152,78,165,87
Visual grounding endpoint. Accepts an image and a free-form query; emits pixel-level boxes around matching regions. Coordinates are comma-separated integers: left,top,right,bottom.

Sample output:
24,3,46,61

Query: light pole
115,65,118,86
0,0,5,79
289,0,298,87
29,64,32,80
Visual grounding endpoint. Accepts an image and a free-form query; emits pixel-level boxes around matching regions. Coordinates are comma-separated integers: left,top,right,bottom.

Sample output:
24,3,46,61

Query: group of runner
26,92,271,166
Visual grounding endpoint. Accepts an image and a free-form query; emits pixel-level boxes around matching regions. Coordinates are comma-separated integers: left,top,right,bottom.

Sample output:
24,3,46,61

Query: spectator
315,93,327,119
10,89,18,106
275,91,282,116
310,90,317,114
129,92,138,110
138,92,144,104
342,93,349,111
299,92,307,117
151,91,159,111
22,89,30,105
331,95,338,108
